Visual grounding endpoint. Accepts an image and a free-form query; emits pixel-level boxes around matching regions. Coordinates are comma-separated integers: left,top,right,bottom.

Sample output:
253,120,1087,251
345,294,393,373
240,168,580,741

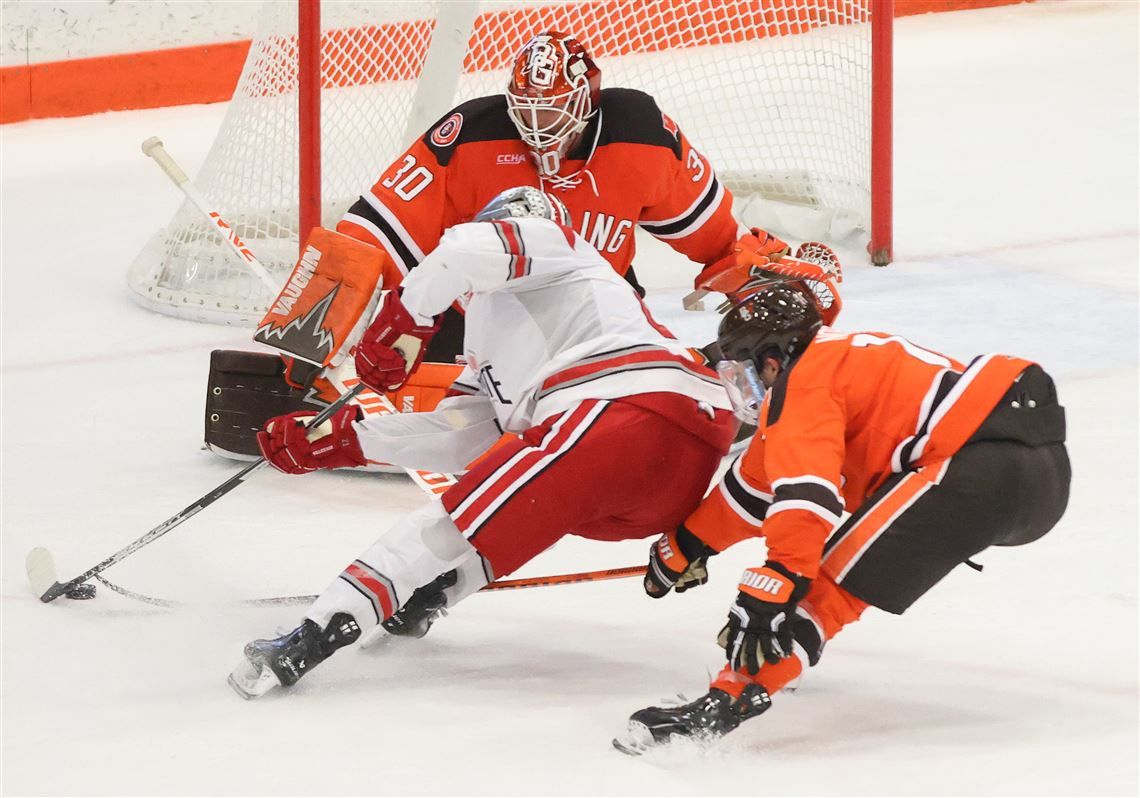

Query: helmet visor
716,359,766,425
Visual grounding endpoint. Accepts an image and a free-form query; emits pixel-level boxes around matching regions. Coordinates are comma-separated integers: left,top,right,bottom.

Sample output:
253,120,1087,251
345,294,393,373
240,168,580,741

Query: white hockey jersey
353,217,731,474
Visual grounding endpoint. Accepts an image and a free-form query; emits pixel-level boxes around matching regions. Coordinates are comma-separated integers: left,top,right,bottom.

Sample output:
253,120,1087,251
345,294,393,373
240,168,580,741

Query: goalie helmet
473,185,572,227
506,31,601,177
717,285,823,372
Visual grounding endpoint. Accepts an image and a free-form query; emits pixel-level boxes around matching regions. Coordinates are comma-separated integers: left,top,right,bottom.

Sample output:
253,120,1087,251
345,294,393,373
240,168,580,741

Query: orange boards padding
2,0,1033,125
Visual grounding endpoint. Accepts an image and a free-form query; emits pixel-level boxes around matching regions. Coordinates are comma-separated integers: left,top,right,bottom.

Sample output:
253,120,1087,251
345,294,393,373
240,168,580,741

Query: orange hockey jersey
336,88,739,293
685,328,1037,578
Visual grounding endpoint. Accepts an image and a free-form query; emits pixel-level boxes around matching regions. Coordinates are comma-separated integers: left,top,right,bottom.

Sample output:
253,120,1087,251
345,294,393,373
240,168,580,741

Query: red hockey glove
717,561,811,674
643,525,717,598
354,292,441,393
256,406,366,474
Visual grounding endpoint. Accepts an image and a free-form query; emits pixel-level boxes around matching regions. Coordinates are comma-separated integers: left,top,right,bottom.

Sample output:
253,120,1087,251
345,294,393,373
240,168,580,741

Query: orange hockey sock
712,573,869,697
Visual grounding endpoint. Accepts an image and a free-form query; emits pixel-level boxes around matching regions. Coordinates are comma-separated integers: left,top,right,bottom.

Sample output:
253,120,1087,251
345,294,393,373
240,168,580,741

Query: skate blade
612,721,655,757
227,657,281,700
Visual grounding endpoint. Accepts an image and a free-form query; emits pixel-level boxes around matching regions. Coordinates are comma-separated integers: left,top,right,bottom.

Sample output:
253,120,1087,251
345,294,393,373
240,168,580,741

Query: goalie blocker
203,224,469,463
204,351,464,462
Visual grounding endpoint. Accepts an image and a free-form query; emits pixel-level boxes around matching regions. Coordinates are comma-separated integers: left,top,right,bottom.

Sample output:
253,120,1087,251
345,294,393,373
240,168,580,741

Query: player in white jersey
229,186,738,699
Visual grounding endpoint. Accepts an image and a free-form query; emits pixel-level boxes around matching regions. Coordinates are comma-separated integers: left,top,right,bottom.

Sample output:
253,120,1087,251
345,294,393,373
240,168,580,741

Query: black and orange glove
643,525,717,598
718,561,811,674
738,227,790,260
694,228,789,294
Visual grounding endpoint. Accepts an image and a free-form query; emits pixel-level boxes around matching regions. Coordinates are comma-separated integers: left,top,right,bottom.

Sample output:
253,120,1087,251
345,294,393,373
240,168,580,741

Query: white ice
2,1,1137,795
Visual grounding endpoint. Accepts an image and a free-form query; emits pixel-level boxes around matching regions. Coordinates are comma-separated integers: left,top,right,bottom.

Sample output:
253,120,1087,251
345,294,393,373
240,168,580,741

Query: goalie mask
474,186,572,226
715,286,822,423
506,31,601,177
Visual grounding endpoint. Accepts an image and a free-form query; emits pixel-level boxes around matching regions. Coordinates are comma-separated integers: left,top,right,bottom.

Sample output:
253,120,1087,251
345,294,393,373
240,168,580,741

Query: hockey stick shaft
32,384,365,603
250,565,650,604
481,565,647,591
92,564,649,608
141,136,457,498
271,565,649,603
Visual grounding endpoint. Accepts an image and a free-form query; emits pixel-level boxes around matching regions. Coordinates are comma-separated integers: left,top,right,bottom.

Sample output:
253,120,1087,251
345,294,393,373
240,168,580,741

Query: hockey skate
228,613,361,699
612,684,771,755
380,569,457,639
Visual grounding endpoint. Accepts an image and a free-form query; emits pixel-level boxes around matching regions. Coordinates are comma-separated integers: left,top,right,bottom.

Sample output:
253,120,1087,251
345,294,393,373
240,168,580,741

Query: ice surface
2,2,1137,795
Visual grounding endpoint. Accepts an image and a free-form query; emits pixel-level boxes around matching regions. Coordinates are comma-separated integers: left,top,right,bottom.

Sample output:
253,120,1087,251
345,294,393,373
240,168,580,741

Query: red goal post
128,0,893,326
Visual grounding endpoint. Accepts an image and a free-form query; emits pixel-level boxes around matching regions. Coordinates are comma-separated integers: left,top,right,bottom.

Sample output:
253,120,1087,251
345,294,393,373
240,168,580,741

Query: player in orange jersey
614,285,1071,753
336,30,783,361
205,30,791,460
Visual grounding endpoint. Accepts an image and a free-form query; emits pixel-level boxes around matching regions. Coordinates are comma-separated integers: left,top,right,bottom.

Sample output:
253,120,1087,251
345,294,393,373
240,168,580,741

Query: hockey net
127,0,886,325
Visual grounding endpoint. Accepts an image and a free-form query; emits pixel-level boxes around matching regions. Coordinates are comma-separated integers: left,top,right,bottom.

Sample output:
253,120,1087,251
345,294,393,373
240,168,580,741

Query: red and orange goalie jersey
336,88,739,293
686,329,1037,578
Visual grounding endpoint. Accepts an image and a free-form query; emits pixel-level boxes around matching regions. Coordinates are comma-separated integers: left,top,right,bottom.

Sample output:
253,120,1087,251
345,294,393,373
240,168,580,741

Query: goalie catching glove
738,228,790,260
643,525,718,598
718,561,811,674
256,406,366,474
695,230,843,325
353,292,441,393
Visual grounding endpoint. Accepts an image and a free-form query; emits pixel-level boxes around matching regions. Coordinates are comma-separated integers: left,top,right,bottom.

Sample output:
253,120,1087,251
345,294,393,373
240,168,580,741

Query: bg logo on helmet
528,40,558,87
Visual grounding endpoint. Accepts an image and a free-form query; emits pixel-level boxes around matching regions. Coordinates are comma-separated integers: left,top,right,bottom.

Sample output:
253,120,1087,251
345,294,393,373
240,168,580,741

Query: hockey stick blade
26,547,60,601
25,548,96,602
27,385,364,607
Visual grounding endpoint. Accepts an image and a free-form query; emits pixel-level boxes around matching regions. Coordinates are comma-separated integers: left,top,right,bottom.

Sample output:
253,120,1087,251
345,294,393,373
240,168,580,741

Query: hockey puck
65,583,97,600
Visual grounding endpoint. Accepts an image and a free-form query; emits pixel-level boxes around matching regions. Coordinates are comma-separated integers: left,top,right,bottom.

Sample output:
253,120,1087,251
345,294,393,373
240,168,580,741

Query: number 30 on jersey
382,155,434,201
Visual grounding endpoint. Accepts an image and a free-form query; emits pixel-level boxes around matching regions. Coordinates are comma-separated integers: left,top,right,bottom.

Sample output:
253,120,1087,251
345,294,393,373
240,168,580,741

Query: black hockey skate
228,612,361,699
381,569,458,639
612,684,772,755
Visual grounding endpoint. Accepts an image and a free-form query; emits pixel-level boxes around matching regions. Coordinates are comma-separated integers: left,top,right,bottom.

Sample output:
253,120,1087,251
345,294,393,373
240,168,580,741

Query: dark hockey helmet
473,185,571,226
716,285,823,371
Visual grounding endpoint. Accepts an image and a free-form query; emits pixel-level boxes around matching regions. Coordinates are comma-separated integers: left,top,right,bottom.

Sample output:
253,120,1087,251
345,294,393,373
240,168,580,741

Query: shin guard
306,502,486,631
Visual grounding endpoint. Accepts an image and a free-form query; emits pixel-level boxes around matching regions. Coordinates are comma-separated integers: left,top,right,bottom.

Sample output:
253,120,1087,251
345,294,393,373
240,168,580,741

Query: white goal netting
128,0,874,325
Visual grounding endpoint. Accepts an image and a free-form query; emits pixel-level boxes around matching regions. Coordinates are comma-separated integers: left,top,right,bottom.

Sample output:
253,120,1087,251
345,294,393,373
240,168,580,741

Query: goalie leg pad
382,361,465,415
205,350,334,459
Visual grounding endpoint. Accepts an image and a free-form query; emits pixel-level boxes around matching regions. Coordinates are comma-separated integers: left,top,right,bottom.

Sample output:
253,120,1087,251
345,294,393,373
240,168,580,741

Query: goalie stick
25,384,366,604
140,136,277,293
